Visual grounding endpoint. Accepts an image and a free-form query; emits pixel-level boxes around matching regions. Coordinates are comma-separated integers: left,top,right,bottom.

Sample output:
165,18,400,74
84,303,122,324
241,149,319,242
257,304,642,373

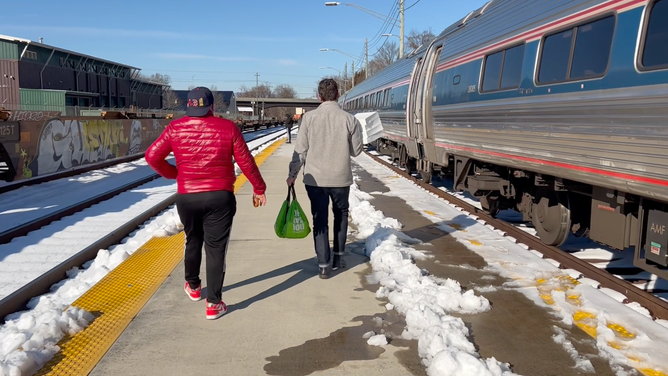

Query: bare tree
369,41,399,75
273,84,297,99
209,85,226,114
406,28,436,52
163,88,181,110
237,83,273,99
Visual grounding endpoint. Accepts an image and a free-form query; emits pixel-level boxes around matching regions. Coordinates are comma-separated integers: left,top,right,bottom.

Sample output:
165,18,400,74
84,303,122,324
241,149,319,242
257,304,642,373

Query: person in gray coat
287,78,364,279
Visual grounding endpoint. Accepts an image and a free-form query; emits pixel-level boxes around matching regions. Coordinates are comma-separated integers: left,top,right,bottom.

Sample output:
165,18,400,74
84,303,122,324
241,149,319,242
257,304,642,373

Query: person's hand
253,193,267,207
286,177,296,186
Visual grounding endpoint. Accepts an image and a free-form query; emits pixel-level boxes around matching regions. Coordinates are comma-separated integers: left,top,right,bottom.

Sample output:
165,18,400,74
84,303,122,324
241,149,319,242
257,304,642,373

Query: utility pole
399,0,404,58
365,38,368,80
351,61,355,87
344,62,347,91
254,72,260,120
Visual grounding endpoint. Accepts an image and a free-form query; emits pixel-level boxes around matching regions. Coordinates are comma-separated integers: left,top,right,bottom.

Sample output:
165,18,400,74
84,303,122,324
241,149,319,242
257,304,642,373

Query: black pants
305,185,350,267
286,126,293,143
176,190,236,304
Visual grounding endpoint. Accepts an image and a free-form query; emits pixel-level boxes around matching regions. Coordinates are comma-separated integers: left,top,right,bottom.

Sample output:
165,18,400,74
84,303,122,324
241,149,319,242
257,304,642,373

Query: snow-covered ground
0,130,292,376
351,152,668,376
370,152,668,296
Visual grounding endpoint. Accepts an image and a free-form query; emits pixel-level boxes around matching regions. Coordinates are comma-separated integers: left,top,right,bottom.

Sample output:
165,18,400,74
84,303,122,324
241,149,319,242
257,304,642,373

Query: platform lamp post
320,47,366,80
382,34,401,60
319,66,343,95
325,1,404,58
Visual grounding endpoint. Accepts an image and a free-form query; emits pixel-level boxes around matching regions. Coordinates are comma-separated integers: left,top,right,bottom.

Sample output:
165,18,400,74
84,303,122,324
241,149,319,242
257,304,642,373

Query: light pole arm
320,48,359,60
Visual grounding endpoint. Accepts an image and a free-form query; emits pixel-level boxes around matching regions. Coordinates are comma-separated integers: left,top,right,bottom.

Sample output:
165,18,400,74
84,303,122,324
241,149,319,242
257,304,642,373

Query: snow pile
353,152,668,376
0,135,282,376
348,179,518,376
367,334,388,346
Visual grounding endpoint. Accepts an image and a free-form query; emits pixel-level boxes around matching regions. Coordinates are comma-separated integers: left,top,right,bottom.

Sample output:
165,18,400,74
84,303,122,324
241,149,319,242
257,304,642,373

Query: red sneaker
184,282,201,301
206,300,228,320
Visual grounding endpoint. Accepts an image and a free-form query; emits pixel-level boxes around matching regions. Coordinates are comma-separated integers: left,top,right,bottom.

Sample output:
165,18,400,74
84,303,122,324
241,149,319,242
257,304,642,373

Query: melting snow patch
348,177,517,376
551,326,595,373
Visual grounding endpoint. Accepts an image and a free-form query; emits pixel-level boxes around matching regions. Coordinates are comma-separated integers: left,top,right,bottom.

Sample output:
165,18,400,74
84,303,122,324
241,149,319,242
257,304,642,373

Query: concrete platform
89,142,422,376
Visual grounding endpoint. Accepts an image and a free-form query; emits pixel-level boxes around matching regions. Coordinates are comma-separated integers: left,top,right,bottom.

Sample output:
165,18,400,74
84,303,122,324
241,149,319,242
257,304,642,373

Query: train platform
32,139,424,376
14,132,668,376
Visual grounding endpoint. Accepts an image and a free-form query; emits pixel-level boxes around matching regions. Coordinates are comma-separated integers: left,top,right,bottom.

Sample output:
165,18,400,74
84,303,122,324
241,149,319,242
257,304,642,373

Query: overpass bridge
235,97,322,112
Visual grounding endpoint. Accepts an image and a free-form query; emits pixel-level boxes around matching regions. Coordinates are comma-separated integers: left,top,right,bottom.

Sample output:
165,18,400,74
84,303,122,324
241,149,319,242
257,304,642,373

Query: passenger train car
340,0,668,278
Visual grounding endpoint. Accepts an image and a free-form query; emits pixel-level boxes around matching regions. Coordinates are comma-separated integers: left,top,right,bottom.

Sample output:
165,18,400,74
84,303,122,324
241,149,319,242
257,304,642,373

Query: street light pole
325,1,404,58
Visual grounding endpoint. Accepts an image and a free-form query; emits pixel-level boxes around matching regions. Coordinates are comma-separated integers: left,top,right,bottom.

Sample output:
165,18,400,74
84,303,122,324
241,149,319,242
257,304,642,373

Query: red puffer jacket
145,115,266,195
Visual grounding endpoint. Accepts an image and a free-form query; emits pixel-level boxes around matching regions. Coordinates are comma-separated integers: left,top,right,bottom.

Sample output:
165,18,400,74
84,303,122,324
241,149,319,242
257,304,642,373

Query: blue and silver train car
340,0,668,278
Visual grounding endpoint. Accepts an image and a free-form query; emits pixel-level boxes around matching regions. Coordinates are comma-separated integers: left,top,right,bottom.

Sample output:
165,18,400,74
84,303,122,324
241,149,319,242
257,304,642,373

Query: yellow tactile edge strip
34,137,286,376
433,210,667,376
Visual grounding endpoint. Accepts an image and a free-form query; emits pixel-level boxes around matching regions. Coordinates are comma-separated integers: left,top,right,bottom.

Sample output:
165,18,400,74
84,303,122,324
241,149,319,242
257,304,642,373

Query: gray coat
288,101,363,187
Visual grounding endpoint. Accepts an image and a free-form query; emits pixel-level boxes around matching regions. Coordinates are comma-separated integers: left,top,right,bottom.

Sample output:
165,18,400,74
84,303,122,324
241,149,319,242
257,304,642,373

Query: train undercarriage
372,138,668,280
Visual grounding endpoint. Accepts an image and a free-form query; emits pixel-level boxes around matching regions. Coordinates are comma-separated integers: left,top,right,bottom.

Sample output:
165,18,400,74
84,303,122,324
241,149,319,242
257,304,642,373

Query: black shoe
333,255,346,270
318,266,330,279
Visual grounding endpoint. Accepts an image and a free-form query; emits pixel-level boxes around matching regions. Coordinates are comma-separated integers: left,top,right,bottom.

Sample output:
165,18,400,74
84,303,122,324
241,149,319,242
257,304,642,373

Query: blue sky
1,0,489,98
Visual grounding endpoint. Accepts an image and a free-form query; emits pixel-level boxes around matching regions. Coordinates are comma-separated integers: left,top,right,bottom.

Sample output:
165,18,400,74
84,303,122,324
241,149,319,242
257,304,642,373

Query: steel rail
364,150,668,321
0,129,289,322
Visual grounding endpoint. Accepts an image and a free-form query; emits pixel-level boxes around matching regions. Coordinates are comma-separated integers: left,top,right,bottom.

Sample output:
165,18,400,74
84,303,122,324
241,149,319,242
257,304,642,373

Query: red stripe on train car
381,133,668,187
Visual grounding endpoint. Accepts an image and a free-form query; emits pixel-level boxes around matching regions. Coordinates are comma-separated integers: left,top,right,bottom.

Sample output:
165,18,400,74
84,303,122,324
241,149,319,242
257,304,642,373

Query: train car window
481,44,525,92
482,51,504,91
570,16,615,79
453,75,461,85
538,15,615,83
538,30,573,83
641,0,668,69
500,44,525,89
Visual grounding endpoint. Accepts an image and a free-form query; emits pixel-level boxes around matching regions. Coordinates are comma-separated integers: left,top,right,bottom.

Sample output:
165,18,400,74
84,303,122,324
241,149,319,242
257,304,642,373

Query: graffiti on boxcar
127,120,143,156
29,118,130,175
8,111,62,122
9,115,171,181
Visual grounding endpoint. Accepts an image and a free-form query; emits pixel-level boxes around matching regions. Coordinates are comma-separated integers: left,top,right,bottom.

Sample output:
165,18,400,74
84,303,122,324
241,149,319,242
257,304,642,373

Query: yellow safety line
34,137,286,376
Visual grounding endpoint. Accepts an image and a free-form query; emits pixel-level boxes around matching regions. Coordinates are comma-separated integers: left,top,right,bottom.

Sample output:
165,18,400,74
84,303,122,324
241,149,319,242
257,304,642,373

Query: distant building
173,90,237,114
0,34,164,114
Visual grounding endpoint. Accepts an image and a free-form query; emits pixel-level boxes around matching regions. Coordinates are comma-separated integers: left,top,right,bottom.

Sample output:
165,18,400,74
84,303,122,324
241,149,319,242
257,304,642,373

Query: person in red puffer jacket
146,86,267,320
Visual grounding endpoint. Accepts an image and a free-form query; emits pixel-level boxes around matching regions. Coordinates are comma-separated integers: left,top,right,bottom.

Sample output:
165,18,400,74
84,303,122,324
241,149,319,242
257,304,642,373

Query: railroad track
0,128,286,245
0,127,286,195
0,129,288,322
364,150,668,321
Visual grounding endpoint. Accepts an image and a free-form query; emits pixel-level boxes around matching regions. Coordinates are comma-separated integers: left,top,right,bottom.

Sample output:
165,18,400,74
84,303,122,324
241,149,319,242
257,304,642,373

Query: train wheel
532,190,571,247
419,169,432,184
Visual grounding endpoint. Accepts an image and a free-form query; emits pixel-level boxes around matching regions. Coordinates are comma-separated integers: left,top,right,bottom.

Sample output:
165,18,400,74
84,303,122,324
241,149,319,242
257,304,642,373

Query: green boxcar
20,89,66,114
0,40,18,60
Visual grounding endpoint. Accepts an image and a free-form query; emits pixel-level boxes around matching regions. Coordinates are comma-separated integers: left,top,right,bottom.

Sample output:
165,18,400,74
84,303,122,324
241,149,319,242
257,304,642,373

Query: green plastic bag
274,185,311,239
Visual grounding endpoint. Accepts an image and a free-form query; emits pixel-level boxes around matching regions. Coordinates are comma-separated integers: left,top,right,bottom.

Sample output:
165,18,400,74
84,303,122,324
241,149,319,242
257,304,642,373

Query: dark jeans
286,126,293,142
304,185,350,267
176,190,236,304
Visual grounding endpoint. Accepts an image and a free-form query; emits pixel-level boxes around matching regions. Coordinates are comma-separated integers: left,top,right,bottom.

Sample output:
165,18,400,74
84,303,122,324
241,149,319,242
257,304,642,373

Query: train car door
419,44,443,163
406,40,443,178
405,56,424,159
